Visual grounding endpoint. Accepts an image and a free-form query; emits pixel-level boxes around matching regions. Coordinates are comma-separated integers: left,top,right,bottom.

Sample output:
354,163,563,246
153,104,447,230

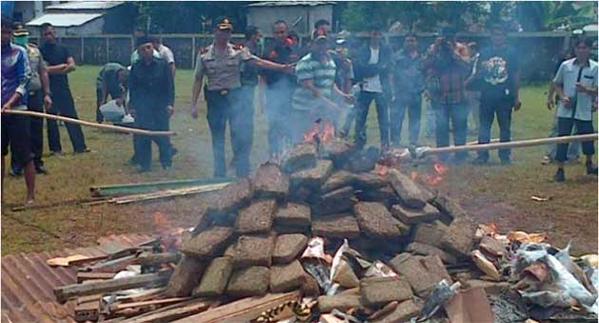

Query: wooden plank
47,254,107,267
77,272,116,283
111,297,191,312
173,291,301,323
116,288,166,303
135,252,181,266
90,178,232,198
54,271,172,303
119,298,214,323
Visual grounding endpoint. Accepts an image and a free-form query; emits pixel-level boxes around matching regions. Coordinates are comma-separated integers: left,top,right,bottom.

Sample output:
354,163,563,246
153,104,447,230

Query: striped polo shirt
292,52,337,111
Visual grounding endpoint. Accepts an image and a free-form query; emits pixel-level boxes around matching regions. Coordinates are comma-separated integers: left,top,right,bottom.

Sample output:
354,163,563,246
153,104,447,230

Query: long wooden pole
421,133,598,156
2,110,176,137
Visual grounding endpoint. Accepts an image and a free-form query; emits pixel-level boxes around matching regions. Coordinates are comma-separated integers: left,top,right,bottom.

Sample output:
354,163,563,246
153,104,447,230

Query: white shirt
553,58,598,121
363,47,383,93
157,44,175,65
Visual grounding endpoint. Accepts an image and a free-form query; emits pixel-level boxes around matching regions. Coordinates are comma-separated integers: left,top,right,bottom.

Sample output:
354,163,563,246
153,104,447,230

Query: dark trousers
355,91,389,148
206,88,253,178
390,94,422,147
555,117,595,162
478,98,513,161
2,114,33,166
12,91,44,171
265,81,293,156
47,88,87,152
434,101,468,161
134,107,172,170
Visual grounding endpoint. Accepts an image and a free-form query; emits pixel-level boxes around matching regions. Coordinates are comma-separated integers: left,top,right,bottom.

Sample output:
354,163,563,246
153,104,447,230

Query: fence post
191,36,196,68
105,37,109,62
81,37,84,64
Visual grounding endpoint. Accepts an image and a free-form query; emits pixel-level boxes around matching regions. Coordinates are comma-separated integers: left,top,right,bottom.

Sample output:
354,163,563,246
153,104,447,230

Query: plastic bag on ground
364,260,397,278
330,239,360,288
414,279,461,322
99,100,126,122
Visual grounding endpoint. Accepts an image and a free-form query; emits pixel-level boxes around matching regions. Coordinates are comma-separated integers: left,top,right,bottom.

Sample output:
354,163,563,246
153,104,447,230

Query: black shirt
129,57,174,111
261,39,300,86
40,43,72,92
477,45,519,101
241,40,261,86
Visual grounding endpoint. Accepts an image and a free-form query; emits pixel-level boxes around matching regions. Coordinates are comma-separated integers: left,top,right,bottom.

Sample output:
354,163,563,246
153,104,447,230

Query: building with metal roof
25,1,136,37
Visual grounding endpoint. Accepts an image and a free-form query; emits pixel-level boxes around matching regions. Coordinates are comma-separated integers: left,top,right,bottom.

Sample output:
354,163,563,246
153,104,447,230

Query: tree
341,2,488,33
135,2,253,34
515,1,597,31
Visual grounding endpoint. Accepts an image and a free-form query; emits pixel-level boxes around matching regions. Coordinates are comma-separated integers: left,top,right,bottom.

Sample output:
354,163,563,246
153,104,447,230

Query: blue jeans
478,97,513,162
555,118,595,162
547,113,580,160
354,91,389,148
206,88,253,177
433,101,468,161
390,94,422,146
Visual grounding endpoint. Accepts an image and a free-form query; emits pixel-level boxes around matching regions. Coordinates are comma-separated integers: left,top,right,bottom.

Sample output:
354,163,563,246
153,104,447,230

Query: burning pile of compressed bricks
162,139,480,321
51,139,597,322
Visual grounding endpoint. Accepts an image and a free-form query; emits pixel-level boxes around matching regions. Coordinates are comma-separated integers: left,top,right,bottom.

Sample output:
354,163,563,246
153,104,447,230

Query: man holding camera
423,27,471,163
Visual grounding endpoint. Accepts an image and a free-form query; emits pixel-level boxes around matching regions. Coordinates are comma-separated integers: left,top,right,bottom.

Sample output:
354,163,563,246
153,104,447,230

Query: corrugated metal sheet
248,1,335,7
46,1,124,11
26,13,103,27
1,233,154,323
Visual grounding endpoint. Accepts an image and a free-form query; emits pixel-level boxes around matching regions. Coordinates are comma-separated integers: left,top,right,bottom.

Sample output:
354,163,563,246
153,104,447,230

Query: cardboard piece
444,287,494,323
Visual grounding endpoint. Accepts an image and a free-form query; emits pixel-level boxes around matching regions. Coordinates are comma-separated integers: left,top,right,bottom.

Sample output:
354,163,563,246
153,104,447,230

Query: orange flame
410,171,419,181
375,164,390,177
434,163,448,175
153,212,185,252
303,120,336,144
409,162,449,187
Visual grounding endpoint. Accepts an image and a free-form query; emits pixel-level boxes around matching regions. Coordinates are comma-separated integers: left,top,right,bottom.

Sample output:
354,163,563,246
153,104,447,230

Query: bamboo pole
421,133,598,156
2,110,176,137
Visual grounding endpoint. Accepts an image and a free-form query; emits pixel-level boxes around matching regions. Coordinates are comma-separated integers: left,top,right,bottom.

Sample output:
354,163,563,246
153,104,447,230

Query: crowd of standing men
2,15,597,203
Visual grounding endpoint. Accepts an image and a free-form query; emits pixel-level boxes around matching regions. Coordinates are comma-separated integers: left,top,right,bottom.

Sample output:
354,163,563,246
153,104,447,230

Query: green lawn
1,65,597,255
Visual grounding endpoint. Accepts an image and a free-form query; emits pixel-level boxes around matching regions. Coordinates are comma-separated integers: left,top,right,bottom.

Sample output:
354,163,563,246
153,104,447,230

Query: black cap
214,16,233,31
135,36,152,48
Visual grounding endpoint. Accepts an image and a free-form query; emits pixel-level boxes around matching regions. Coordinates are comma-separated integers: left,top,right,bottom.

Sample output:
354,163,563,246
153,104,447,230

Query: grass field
1,65,597,256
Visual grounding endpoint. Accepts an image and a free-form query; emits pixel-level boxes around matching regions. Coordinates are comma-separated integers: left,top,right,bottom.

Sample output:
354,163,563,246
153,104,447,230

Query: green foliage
135,1,252,34
341,1,598,32
341,1,489,32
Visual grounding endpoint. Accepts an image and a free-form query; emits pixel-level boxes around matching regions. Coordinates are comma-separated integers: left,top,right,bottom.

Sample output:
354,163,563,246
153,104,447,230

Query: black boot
554,168,565,182
586,162,598,175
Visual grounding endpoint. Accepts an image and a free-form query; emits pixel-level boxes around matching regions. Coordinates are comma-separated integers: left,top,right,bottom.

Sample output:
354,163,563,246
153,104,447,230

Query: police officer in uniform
190,17,292,178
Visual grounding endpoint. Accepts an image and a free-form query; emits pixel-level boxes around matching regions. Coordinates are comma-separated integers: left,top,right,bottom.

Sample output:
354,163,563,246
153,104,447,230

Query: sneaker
127,156,139,166
9,167,23,177
136,165,151,173
49,150,64,157
74,148,92,154
554,168,565,182
541,155,552,165
586,162,598,175
35,165,48,174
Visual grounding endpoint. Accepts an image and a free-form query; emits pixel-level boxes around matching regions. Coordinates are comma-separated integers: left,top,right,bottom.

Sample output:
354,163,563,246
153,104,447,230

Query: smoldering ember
1,1,598,323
